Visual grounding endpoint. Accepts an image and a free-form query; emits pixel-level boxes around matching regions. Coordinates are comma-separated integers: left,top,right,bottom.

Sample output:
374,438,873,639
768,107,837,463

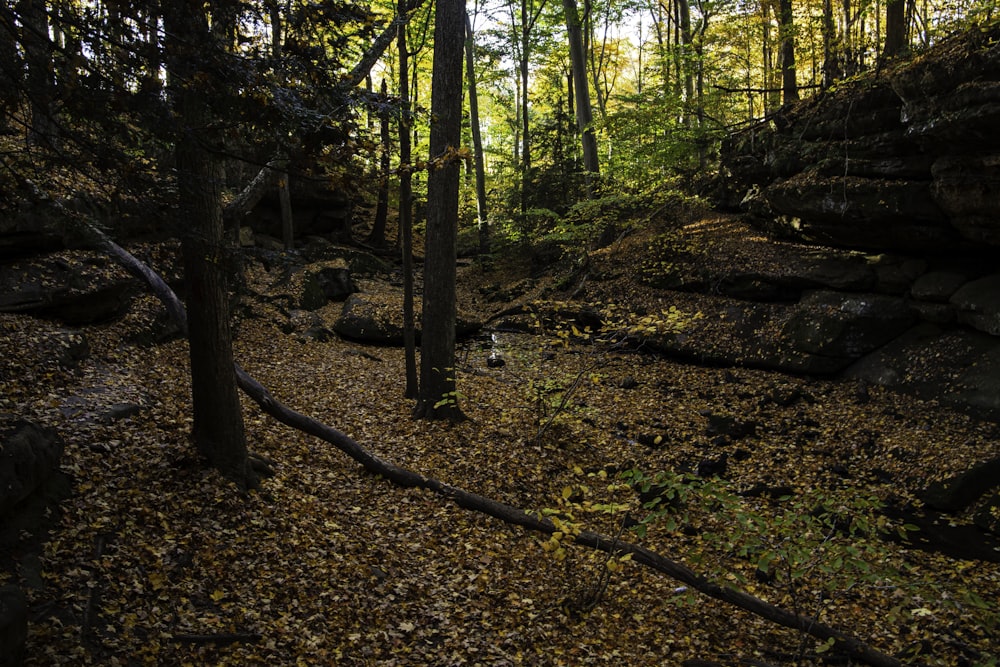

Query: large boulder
0,281,135,325
333,293,481,345
300,265,359,311
333,294,406,344
950,274,1000,336
845,324,1000,419
782,291,916,360
300,242,392,275
630,288,922,376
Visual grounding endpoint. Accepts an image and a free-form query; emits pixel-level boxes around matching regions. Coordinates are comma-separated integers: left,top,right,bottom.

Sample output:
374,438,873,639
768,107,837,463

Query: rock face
299,265,359,311
719,23,1000,255
334,293,481,345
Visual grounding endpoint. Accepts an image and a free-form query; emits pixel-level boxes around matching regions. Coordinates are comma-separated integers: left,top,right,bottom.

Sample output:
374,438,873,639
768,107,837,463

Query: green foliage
431,369,464,410
494,184,706,248
513,312,604,446
616,468,998,662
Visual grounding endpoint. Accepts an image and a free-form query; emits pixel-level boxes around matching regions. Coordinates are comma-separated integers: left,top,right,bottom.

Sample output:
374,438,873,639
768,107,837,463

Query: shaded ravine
88,222,908,667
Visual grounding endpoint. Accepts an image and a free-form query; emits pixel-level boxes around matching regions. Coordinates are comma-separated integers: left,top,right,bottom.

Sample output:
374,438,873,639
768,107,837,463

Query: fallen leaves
2,226,999,666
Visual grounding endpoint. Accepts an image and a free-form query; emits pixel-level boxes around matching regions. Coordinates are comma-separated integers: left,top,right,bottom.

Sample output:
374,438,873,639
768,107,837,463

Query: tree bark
414,0,465,420
822,0,841,86
163,0,254,489
0,4,21,130
465,11,490,257
278,170,294,251
398,0,418,399
882,0,907,60
563,0,600,180
778,0,799,105
345,0,430,91
222,155,291,229
17,0,56,146
368,79,391,248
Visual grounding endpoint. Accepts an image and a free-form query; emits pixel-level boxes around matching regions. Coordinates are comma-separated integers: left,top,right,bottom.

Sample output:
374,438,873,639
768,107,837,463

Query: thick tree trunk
778,0,799,104
163,0,254,489
677,0,695,125
414,0,464,420
882,0,907,60
822,0,841,86
18,0,56,146
0,5,21,130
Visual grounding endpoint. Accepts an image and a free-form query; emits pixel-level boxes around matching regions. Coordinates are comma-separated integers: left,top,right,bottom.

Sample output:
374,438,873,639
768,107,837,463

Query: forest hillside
3,4,1000,667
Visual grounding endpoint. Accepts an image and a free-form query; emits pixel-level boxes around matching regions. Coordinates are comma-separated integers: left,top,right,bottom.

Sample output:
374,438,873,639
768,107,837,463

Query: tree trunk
0,4,19,130
563,0,600,180
841,0,855,77
465,11,490,257
882,0,907,60
822,0,841,86
18,0,56,146
278,171,294,251
519,4,531,175
414,0,464,420
778,0,799,104
677,0,695,126
399,0,418,399
269,6,294,252
163,0,254,489
368,78,391,248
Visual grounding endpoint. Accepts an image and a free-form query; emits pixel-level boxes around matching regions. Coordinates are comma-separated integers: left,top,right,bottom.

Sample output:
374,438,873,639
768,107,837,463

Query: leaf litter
1,220,999,666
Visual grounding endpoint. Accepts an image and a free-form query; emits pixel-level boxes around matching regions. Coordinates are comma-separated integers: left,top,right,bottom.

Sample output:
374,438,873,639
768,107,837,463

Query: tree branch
222,154,290,227
343,0,431,90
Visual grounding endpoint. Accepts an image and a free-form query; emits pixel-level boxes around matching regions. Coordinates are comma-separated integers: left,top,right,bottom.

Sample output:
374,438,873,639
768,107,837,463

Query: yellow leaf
210,589,225,602
148,573,166,591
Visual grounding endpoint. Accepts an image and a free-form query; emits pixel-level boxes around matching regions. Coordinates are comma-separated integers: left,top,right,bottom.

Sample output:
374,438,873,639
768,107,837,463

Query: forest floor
2,211,999,666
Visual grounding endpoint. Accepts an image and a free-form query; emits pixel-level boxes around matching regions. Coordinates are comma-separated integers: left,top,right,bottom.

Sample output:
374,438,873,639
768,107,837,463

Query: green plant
618,469,933,659
432,369,465,410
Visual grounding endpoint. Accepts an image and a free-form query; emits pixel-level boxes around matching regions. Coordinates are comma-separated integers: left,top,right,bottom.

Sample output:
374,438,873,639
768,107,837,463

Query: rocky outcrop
299,265,359,311
334,292,481,345
719,23,1000,255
